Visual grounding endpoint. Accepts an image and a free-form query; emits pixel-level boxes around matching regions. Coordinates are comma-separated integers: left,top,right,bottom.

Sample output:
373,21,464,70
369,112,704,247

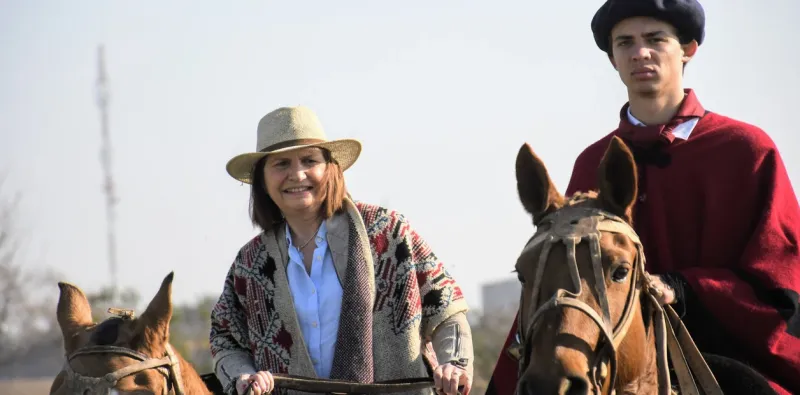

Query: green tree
469,309,517,395
169,295,217,373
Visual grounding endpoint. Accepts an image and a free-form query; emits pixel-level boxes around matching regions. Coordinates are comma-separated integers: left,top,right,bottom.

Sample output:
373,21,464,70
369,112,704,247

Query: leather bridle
61,343,185,395
514,205,724,395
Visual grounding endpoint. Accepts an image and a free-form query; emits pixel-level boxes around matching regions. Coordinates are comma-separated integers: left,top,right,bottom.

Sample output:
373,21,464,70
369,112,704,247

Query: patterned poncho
209,199,468,395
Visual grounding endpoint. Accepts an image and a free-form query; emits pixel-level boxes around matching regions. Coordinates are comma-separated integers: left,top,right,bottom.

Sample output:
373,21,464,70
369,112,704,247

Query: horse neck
615,302,661,395
173,350,213,395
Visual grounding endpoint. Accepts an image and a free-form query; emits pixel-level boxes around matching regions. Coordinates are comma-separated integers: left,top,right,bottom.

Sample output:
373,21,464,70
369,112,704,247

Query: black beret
591,0,705,53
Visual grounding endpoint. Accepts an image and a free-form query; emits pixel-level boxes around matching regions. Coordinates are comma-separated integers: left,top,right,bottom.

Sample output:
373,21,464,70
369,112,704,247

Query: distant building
481,277,521,316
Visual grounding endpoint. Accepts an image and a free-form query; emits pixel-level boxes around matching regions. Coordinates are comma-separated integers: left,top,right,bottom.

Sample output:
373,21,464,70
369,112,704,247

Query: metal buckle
507,332,523,361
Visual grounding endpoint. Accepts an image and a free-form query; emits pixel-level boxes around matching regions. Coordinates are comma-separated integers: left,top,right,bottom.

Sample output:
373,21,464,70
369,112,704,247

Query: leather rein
60,309,442,395
243,376,439,395
63,342,437,395
512,206,723,395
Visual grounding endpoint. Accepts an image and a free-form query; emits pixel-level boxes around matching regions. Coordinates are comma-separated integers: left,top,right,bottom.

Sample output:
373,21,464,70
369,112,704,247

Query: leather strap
646,292,672,395
243,375,444,394
664,305,723,395
664,310,701,395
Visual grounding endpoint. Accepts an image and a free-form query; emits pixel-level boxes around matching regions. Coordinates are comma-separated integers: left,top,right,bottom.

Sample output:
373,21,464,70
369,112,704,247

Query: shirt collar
621,88,705,141
626,107,645,126
285,221,328,248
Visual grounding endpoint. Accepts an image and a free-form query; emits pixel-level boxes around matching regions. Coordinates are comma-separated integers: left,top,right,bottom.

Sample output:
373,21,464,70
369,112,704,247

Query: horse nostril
564,376,589,395
563,375,590,395
519,377,541,395
520,374,591,395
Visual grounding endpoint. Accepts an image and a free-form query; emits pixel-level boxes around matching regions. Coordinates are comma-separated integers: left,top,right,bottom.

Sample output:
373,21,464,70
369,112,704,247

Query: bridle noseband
60,312,186,395
515,206,647,395
62,344,185,395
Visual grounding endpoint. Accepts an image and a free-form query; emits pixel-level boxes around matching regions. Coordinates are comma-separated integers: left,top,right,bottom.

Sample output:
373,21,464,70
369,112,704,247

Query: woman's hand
235,371,275,395
433,362,471,395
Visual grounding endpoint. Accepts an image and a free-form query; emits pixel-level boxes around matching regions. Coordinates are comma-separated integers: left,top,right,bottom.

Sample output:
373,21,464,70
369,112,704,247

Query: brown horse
50,272,213,395
510,137,736,395
510,137,784,395
512,137,656,395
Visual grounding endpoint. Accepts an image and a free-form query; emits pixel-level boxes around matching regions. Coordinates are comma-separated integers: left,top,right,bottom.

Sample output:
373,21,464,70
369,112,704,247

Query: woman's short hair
249,147,347,231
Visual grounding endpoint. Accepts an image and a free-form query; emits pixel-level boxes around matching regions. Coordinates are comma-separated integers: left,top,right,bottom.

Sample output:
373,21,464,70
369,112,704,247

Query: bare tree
469,308,519,395
0,177,60,365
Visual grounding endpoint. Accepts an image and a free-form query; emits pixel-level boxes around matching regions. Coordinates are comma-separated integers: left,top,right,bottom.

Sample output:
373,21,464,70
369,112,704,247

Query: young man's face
608,16,697,97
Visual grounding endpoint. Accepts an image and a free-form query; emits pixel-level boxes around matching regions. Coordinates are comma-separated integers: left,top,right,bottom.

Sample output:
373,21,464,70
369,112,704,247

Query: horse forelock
564,190,599,207
88,317,125,346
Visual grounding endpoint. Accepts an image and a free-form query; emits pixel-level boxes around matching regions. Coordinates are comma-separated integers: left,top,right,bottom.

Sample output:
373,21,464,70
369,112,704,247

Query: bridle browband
514,205,723,395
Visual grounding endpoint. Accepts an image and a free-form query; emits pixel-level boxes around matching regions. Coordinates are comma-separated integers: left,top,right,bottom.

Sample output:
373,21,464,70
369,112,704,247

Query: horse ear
516,143,565,222
136,272,174,350
597,136,638,222
56,282,93,354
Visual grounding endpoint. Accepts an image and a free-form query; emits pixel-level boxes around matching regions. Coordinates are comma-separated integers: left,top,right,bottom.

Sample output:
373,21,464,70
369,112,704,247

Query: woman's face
262,147,328,217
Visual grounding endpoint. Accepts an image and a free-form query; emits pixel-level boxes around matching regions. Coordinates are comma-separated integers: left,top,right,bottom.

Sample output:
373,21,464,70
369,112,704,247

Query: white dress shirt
285,221,343,378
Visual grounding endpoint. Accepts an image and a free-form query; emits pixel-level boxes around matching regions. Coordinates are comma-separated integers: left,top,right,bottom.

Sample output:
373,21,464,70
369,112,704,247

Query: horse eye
611,267,630,283
516,272,526,283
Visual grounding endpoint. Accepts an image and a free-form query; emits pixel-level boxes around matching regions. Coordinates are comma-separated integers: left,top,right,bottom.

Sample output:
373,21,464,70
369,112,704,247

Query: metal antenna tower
95,45,119,305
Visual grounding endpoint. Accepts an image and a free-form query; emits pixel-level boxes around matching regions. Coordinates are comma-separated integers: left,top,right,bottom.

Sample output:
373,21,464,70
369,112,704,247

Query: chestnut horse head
512,137,668,395
49,272,212,395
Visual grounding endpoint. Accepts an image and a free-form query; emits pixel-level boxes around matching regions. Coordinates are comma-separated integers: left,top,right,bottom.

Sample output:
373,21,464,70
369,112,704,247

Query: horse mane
532,191,601,227
564,190,599,207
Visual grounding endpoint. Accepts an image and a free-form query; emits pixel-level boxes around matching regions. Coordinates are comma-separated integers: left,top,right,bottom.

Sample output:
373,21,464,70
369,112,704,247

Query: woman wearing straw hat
209,106,474,395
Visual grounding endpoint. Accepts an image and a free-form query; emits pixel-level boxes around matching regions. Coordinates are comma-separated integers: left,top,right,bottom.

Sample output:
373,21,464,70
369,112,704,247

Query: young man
487,0,800,394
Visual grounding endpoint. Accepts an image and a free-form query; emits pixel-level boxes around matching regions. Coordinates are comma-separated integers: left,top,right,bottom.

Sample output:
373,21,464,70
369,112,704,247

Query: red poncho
487,90,800,395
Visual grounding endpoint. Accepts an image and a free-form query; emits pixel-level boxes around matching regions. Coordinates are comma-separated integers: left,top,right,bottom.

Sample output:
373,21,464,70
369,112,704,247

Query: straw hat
226,106,362,184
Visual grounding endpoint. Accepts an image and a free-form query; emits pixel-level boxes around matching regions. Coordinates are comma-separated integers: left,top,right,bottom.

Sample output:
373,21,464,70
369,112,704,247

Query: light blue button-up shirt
285,221,343,378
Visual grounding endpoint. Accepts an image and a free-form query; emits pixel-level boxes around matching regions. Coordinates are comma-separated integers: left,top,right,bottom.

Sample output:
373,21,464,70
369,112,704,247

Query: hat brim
225,139,362,184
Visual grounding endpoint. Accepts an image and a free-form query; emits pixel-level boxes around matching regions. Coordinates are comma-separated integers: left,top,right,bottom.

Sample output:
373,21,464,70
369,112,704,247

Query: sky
1,0,798,312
